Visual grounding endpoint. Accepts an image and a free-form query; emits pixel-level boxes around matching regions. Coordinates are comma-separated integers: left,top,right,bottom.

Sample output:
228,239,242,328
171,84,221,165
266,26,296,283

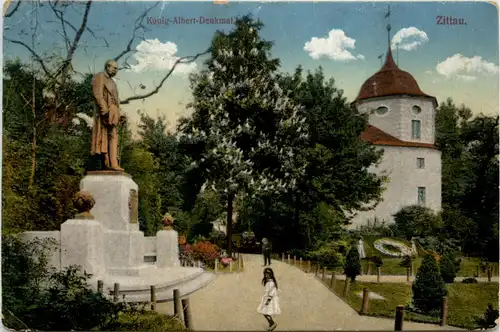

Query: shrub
344,247,361,282
462,277,478,284
400,255,413,268
439,251,461,283
112,307,185,331
191,241,220,267
412,254,447,314
2,235,184,331
475,304,499,329
371,255,383,267
393,205,442,240
308,240,347,269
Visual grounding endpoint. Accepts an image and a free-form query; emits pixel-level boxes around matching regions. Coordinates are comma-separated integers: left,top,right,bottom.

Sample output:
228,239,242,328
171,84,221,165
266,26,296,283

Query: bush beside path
157,254,458,330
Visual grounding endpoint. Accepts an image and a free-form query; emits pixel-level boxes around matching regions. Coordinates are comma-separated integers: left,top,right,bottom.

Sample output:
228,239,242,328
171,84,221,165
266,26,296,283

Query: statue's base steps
89,266,215,302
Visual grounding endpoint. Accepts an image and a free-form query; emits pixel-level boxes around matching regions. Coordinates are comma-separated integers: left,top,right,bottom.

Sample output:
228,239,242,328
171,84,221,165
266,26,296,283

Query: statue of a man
91,60,124,171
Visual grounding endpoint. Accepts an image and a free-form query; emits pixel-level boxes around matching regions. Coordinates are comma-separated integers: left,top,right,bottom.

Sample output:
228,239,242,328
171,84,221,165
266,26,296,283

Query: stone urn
162,213,174,230
73,190,95,219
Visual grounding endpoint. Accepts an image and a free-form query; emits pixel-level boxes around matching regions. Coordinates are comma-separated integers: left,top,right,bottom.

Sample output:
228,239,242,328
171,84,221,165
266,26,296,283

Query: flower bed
373,238,415,257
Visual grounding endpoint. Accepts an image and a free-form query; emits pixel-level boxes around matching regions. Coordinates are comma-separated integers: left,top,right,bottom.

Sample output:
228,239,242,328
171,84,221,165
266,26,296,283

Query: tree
344,246,361,282
435,98,499,259
239,67,385,252
412,254,447,314
393,205,442,240
179,16,308,256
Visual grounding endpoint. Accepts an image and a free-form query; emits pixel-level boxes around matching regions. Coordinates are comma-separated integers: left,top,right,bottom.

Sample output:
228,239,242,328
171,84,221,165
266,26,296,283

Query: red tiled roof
361,125,436,149
355,47,436,105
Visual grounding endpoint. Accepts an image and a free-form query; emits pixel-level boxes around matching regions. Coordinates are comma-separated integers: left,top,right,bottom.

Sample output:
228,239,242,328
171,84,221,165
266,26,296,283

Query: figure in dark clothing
262,238,272,266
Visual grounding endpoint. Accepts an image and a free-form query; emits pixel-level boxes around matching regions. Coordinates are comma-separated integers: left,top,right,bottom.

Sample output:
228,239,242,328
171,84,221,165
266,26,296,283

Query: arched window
375,106,389,115
412,105,422,114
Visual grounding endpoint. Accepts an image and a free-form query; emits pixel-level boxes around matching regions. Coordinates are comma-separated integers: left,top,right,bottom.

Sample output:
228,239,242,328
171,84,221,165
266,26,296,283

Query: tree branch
120,48,211,105
113,2,159,62
5,1,21,18
45,0,92,85
4,38,52,78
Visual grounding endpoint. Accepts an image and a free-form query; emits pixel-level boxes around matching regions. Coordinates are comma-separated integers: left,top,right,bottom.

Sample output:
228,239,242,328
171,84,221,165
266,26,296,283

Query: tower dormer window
375,106,389,116
412,105,422,114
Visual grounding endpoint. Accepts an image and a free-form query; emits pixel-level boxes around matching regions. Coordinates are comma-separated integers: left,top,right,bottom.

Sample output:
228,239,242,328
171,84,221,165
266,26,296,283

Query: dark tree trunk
226,193,234,257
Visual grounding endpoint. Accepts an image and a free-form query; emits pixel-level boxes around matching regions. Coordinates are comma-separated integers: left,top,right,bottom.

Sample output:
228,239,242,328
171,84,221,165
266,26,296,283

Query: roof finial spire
385,5,391,48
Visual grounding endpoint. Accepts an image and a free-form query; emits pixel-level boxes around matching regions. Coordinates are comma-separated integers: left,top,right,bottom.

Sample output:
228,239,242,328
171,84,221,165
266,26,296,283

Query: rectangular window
417,157,425,169
412,120,421,139
418,187,426,205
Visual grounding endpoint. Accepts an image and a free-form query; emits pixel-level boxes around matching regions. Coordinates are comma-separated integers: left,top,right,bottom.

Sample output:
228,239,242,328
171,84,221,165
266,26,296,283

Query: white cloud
304,29,364,61
436,54,499,81
127,39,197,74
391,27,429,51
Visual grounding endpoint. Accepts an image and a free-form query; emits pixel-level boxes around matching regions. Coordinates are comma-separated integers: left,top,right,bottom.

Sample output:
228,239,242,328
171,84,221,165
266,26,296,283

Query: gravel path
157,254,462,331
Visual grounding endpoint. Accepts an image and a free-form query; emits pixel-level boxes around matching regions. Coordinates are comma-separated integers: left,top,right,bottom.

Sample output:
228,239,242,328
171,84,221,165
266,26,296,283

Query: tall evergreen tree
412,254,447,314
179,16,308,256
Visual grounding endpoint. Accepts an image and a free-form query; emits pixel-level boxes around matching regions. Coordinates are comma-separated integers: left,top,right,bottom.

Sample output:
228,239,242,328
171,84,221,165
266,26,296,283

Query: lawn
359,257,499,277
285,255,499,278
329,279,499,329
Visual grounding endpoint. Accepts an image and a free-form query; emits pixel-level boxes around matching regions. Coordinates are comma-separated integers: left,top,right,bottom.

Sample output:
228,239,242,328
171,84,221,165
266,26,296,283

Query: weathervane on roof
385,5,391,46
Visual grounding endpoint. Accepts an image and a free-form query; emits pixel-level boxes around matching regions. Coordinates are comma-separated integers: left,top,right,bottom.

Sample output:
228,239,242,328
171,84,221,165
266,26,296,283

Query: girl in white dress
257,267,280,331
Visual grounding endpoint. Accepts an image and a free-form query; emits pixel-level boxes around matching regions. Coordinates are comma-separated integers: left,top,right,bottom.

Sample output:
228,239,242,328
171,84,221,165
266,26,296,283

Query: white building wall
356,97,404,139
349,145,442,229
356,96,436,144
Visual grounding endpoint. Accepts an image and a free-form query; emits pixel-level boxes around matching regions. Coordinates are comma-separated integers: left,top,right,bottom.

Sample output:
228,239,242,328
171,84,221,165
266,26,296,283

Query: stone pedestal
104,230,144,269
157,229,180,268
80,171,139,231
61,219,105,276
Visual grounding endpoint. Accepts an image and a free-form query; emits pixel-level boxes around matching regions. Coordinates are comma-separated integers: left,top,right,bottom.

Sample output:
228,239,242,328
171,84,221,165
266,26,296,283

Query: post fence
394,305,404,331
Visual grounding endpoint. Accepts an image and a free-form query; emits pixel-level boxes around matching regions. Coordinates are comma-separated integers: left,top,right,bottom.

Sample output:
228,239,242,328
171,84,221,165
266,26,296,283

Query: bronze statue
90,60,124,171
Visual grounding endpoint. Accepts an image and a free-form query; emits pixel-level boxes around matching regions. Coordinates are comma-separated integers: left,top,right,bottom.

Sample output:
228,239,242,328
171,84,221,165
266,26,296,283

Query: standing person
257,268,280,331
262,238,272,266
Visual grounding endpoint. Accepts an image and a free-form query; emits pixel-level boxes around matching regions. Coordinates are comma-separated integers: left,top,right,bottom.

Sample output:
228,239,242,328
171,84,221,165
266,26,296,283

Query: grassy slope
331,280,499,329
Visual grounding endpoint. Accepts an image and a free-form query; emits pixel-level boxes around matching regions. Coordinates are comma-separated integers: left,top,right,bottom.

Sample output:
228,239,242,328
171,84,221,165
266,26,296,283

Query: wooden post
150,285,156,311
361,288,369,314
342,279,350,297
307,260,311,273
322,267,326,282
229,260,233,272
239,255,243,270
215,258,219,273
113,283,120,303
287,254,291,264
293,255,296,266
173,289,182,320
440,296,448,326
394,305,404,331
315,264,319,276
330,272,337,289
181,298,192,330
367,261,372,275
299,257,303,269
406,267,411,282
377,266,381,282
97,280,103,294
282,253,285,261
487,268,492,282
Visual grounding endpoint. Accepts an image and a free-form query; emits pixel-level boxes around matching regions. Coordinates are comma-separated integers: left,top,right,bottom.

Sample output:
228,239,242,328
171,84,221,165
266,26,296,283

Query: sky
3,1,499,132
